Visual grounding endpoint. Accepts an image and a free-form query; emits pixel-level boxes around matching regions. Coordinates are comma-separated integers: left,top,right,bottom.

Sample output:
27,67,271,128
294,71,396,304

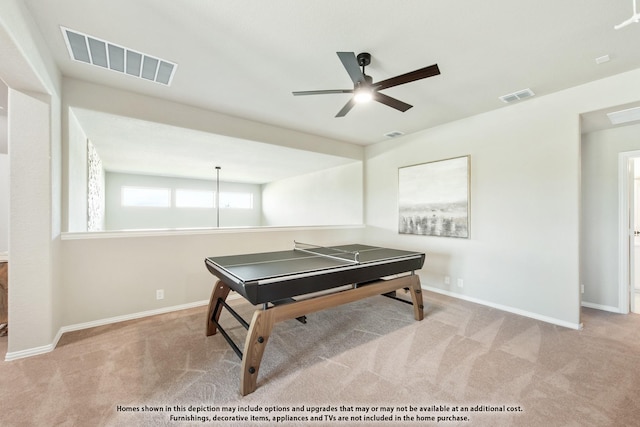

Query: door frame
618,150,640,314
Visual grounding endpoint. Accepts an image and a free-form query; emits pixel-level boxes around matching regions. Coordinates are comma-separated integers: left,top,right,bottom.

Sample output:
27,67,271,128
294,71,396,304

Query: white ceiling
19,0,640,180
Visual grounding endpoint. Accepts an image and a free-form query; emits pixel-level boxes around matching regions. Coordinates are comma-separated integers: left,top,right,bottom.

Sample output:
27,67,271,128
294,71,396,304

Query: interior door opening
618,151,640,315
0,78,8,336
633,157,640,314
621,152,640,315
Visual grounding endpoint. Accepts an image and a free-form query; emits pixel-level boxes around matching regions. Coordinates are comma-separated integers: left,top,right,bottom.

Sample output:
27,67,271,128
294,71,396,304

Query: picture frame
398,155,470,238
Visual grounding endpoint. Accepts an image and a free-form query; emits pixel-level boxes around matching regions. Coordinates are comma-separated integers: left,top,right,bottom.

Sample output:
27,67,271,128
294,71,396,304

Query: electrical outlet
457,278,464,288
444,276,451,285
580,284,584,294
156,289,164,300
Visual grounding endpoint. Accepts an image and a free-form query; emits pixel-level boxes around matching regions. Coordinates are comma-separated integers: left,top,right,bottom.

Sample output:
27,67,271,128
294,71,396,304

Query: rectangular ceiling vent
607,106,640,125
61,27,177,86
499,88,535,104
384,130,405,138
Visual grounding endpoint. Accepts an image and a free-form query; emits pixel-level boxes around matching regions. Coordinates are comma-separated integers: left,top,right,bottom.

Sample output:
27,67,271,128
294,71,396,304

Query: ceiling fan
292,52,440,117
615,0,640,29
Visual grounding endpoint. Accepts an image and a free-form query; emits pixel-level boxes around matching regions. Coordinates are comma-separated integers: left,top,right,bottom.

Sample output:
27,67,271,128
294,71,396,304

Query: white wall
9,89,58,352
62,78,362,160
105,172,262,229
0,82,7,254
364,68,640,329
581,124,640,310
0,154,8,253
0,115,6,155
0,81,7,154
0,0,63,357
262,162,363,226
60,226,364,326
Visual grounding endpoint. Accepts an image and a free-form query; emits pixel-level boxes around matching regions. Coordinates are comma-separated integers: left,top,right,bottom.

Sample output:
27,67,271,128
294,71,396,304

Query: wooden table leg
240,308,275,396
206,280,230,336
408,274,424,321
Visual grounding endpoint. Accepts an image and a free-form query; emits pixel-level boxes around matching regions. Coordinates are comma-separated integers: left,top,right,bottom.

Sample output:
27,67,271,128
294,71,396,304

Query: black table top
204,244,425,304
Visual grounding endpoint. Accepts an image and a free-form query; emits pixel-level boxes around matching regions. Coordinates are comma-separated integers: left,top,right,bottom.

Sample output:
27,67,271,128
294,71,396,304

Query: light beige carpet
1,291,640,426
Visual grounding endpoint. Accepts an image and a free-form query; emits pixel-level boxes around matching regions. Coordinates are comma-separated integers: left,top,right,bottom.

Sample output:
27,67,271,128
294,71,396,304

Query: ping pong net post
293,241,360,263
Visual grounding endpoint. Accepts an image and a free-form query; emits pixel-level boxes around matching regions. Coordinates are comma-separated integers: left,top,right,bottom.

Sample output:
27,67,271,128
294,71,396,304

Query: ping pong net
293,241,360,263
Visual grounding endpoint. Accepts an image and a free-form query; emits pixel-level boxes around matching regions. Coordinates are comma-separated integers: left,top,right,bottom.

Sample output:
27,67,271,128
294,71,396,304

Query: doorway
0,79,7,336
0,79,7,254
632,157,640,314
619,151,640,314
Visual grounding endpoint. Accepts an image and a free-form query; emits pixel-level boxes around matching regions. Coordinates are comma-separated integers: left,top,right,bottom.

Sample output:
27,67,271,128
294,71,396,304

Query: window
119,186,253,209
220,192,253,209
121,186,170,207
175,189,215,208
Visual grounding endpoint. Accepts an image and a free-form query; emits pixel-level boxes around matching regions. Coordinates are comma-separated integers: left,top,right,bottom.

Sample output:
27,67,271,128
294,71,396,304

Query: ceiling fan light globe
354,90,373,103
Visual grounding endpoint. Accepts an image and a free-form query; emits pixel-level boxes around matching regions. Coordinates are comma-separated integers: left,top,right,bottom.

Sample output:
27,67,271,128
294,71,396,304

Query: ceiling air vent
61,27,177,86
499,88,535,104
384,131,405,138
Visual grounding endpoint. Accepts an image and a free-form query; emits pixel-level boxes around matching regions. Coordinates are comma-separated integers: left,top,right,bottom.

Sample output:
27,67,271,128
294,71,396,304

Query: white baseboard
4,298,227,362
59,300,211,334
4,341,58,362
6,288,588,362
423,286,583,330
581,301,622,313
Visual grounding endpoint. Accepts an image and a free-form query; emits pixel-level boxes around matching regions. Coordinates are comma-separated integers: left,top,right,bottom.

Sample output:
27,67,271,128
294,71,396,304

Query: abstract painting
398,156,470,238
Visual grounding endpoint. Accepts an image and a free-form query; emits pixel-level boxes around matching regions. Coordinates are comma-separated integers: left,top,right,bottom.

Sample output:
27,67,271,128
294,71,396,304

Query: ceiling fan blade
373,92,413,112
374,64,440,91
337,52,366,84
335,97,356,117
293,89,353,96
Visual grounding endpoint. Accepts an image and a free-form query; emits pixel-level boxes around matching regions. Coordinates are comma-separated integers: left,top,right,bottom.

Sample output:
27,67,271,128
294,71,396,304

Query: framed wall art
398,155,470,238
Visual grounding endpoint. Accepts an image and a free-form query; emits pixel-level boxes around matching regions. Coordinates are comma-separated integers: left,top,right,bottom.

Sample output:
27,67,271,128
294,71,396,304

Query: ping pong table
204,242,425,396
